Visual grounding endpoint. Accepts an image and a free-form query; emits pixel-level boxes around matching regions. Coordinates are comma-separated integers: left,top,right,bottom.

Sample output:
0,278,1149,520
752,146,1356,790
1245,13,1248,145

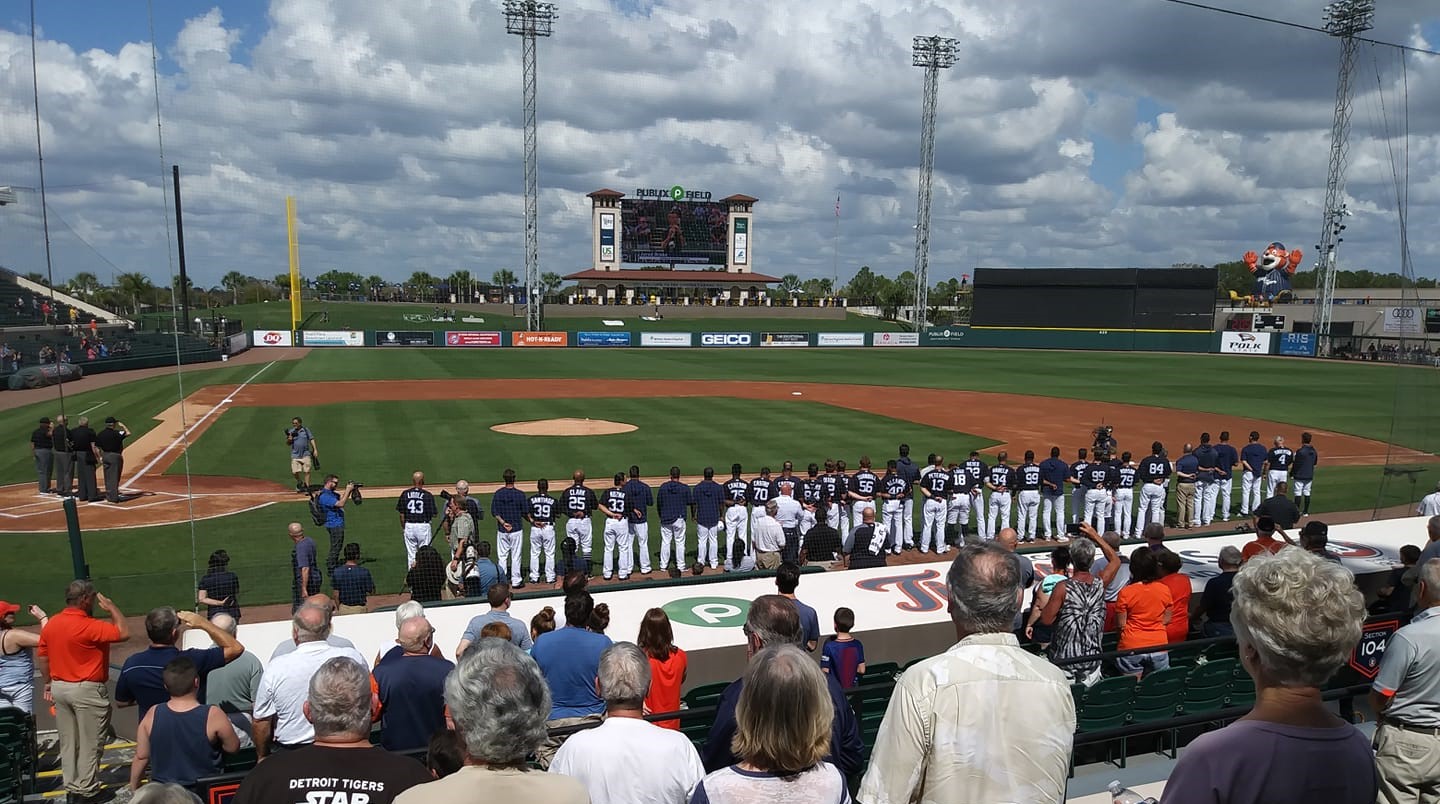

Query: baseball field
1,343,1436,619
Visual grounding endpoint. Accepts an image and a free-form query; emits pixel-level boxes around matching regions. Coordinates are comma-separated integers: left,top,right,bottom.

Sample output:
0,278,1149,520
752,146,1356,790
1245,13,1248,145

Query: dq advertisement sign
445,331,501,347
253,330,293,347
577,331,631,347
923,327,968,346
700,332,753,348
1279,332,1317,357
512,331,569,347
1220,331,1272,355
302,330,364,347
816,333,865,347
1383,306,1423,335
375,330,435,347
640,332,693,347
872,332,920,347
759,332,808,347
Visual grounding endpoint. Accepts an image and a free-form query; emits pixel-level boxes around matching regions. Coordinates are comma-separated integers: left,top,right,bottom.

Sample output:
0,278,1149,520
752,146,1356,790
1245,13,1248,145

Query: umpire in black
31,417,53,494
69,416,102,502
51,414,73,497
95,416,130,503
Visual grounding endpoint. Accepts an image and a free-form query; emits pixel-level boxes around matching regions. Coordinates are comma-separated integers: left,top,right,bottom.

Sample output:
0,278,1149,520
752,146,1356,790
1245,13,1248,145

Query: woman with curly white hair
1161,547,1376,804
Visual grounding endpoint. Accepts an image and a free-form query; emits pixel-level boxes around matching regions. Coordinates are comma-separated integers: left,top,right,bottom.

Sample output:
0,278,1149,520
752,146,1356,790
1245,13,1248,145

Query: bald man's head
288,522,304,541
996,528,1019,551
397,616,434,654
412,471,425,487
293,604,331,643
304,594,334,612
861,507,876,524
211,613,238,636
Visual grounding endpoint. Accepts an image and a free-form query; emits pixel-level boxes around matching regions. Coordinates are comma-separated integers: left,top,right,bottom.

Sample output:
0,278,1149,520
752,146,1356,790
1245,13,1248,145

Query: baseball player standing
563,470,598,572
1292,432,1319,517
880,461,907,553
623,465,655,576
946,460,970,545
1134,442,1171,537
395,471,438,569
1015,451,1043,542
526,479,559,585
1262,436,1294,499
1068,448,1090,525
693,467,725,569
599,473,631,580
985,453,1014,541
1239,431,1267,517
490,469,528,586
1039,447,1069,541
1113,452,1138,538
820,460,842,532
918,454,951,554
963,451,989,540
834,459,853,550
799,464,823,536
849,457,879,538
896,444,921,547
747,467,774,537
1082,456,1112,534
1194,433,1220,527
723,464,750,556
657,466,692,573
1214,431,1240,520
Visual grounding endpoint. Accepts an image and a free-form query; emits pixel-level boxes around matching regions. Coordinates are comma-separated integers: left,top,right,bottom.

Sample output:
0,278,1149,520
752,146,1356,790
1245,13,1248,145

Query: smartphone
1065,522,1083,537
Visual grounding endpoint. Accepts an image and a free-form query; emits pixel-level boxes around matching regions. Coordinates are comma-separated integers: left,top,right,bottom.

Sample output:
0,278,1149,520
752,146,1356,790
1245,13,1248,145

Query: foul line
76,400,109,417
127,361,278,485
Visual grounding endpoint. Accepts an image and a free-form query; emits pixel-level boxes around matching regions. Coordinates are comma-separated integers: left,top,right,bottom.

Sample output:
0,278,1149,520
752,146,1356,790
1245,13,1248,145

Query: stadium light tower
911,35,958,331
503,0,557,332
1312,0,1374,348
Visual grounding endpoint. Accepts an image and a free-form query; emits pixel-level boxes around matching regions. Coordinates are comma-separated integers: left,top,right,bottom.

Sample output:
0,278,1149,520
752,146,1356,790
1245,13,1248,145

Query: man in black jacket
69,417,102,502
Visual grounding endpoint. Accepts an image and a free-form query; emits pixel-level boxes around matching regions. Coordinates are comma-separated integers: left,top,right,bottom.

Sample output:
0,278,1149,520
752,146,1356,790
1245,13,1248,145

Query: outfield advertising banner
445,331,501,347
1278,332,1317,357
700,332,753,348
640,332,693,347
922,327,968,346
302,330,364,347
872,332,920,347
512,331,569,347
253,330,293,347
816,333,865,347
1383,306,1423,335
1219,331,1272,355
374,330,435,347
759,332,808,348
577,331,632,347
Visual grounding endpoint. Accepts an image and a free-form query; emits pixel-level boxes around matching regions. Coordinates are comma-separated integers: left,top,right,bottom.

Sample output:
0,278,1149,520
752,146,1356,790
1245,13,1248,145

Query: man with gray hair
272,594,358,659
860,544,1076,803
1372,558,1440,802
373,616,453,752
234,658,430,804
751,500,785,570
1201,546,1243,637
701,595,862,776
551,642,704,804
202,613,264,748
251,603,367,757
394,640,587,803
1403,515,1440,608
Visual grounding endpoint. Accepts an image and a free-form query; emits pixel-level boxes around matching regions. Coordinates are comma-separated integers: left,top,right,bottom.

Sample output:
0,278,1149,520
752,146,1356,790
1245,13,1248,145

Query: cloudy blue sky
2,0,1439,288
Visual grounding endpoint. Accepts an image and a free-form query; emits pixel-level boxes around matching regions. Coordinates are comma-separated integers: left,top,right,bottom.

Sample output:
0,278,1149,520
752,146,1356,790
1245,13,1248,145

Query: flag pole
832,194,840,295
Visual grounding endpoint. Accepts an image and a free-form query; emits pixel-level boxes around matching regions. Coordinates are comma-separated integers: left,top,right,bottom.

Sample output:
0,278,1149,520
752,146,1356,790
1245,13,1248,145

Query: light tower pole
1312,0,1374,347
911,35,958,331
504,0,557,332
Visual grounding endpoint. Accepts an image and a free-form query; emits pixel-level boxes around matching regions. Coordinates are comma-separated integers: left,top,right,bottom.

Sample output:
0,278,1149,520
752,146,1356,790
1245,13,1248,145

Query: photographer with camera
314,474,357,573
285,417,318,494
440,480,483,556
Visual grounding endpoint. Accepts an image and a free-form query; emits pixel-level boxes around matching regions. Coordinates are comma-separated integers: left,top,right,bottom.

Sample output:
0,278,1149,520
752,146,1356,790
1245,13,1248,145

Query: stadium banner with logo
301,330,364,347
577,331,632,347
700,332,753,348
444,331,502,347
373,330,435,347
922,327,969,346
872,332,920,347
225,332,250,355
1278,332,1317,357
512,331,569,347
1383,306,1423,335
816,332,865,347
640,332,693,347
759,332,809,347
1219,331,1272,355
253,329,293,347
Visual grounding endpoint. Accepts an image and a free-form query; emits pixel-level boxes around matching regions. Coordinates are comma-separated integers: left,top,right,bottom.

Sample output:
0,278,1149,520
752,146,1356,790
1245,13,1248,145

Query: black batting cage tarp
972,267,1216,331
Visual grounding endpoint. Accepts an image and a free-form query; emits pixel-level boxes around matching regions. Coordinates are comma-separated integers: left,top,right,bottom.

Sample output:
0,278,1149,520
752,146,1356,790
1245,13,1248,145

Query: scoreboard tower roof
587,188,625,199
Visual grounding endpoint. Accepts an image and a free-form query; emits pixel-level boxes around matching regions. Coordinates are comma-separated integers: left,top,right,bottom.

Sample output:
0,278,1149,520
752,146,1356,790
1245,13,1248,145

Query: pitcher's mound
491,418,637,436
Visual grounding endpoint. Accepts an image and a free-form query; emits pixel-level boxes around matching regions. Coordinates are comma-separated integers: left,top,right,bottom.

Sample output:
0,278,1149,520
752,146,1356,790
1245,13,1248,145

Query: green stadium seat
683,681,731,710
1165,641,1209,670
1075,675,1137,769
1226,663,1257,709
1128,666,1189,758
862,662,901,682
1179,658,1236,715
1202,641,1240,663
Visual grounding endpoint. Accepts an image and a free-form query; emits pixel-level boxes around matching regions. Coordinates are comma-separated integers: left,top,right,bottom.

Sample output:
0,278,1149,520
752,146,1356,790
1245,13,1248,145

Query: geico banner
1219,331,1272,355
759,332,809,347
512,331,569,347
444,331,501,347
872,332,920,347
302,330,364,347
1383,306,1423,335
253,330,293,347
640,332,693,347
700,332,753,347
816,333,865,347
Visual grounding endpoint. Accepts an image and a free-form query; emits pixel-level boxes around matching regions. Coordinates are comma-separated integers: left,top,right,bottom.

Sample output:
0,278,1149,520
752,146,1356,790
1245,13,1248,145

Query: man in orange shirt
37,580,131,803
1241,516,1286,563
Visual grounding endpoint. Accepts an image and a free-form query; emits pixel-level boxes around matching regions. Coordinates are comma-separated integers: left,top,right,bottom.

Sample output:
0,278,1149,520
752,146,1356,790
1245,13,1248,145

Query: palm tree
116,272,154,315
779,273,802,295
365,275,386,300
68,272,100,299
539,272,563,295
221,271,248,305
492,269,517,288
407,271,437,301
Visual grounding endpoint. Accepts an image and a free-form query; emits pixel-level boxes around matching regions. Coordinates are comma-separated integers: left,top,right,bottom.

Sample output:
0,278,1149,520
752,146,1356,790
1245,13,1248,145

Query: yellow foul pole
286,196,302,331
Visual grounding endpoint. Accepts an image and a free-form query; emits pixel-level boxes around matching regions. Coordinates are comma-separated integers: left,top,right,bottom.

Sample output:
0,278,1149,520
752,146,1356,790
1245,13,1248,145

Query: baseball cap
1299,521,1329,538
39,417,50,424
0,601,19,617
104,416,117,424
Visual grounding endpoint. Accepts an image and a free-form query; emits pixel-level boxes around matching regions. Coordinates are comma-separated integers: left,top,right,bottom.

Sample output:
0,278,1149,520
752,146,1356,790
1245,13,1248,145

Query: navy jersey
834,473,851,502
1214,443,1240,479
882,474,907,500
528,494,557,524
949,466,971,494
747,478,773,506
921,470,951,497
771,475,798,498
1137,456,1171,483
1069,460,1089,484
724,478,749,505
1085,464,1112,490
1118,465,1138,489
1017,463,1042,491
602,487,628,518
693,480,725,527
987,464,1014,492
657,480,692,522
964,459,987,487
800,478,823,505
622,479,653,523
396,488,437,523
819,474,841,504
851,470,878,498
564,484,597,517
1266,447,1294,470
1293,445,1319,481
1240,443,1268,474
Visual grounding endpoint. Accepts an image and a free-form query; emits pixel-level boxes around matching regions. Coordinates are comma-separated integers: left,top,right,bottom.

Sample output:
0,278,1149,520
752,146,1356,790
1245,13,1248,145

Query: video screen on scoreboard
620,200,729,265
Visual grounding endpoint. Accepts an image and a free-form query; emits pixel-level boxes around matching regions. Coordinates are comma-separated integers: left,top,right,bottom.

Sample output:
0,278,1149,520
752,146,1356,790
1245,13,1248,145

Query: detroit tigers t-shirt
232,745,431,804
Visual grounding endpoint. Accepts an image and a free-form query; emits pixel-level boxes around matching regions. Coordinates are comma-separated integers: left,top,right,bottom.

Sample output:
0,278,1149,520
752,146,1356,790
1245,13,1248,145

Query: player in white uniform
1113,452,1138,539
1262,436,1294,499
985,453,1014,541
1014,451,1043,543
598,473,631,580
722,464,750,558
526,479,558,584
918,454,951,554
563,470,597,568
395,471,437,569
849,458,879,537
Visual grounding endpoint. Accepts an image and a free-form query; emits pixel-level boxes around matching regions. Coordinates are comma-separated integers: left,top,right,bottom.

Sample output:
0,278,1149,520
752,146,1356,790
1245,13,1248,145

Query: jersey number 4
406,498,426,515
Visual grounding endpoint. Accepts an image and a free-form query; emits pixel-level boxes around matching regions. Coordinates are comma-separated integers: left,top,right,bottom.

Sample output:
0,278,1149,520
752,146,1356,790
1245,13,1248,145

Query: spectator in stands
374,601,426,665
860,544,1075,803
131,783,202,804
1372,544,1420,618
530,606,557,644
251,602,368,757
637,608,686,730
196,550,240,621
1200,546,1243,637
1254,481,1301,532
1371,558,1440,802
588,603,611,636
555,537,587,582
702,595,862,777
456,581,533,655
1162,549,1372,804
1091,530,1132,633
725,536,755,573
116,607,242,719
801,499,842,565
1025,547,1071,646
996,528,1037,634
1403,516,1440,609
1242,516,1285,562
1157,550,1192,643
394,639,587,804
1287,521,1341,562
330,543,375,614
691,644,848,804
1040,528,1122,685
530,591,612,767
846,507,888,569
203,614,262,748
0,601,46,713
272,595,357,660
1141,521,1169,553
236,657,431,804
479,622,511,641
374,616,454,752
552,642,705,804
129,656,239,791
1115,547,1174,676
405,545,446,603
775,562,819,651
820,607,865,690
425,730,465,779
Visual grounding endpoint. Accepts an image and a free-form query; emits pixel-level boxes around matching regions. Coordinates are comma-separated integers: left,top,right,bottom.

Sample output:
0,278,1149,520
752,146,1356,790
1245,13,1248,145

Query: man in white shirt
252,601,368,756
270,595,357,660
1419,483,1440,517
772,481,803,563
858,543,1076,804
751,500,785,570
551,642,703,804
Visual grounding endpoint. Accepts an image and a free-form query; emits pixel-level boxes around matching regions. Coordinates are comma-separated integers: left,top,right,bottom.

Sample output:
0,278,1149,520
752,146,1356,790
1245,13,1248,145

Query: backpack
309,493,327,527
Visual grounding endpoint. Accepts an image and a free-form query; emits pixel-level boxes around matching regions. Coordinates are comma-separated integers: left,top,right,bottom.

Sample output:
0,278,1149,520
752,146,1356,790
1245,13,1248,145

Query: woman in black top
406,545,446,603
197,549,241,620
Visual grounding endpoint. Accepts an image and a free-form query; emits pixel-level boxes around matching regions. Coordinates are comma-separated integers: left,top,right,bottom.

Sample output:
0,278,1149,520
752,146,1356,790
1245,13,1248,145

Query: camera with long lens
1091,425,1117,456
348,482,364,505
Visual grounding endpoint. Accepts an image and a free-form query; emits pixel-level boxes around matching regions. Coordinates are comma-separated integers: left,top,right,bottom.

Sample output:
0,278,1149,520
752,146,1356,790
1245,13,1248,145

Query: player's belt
569,511,587,518
532,520,550,527
404,519,429,524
